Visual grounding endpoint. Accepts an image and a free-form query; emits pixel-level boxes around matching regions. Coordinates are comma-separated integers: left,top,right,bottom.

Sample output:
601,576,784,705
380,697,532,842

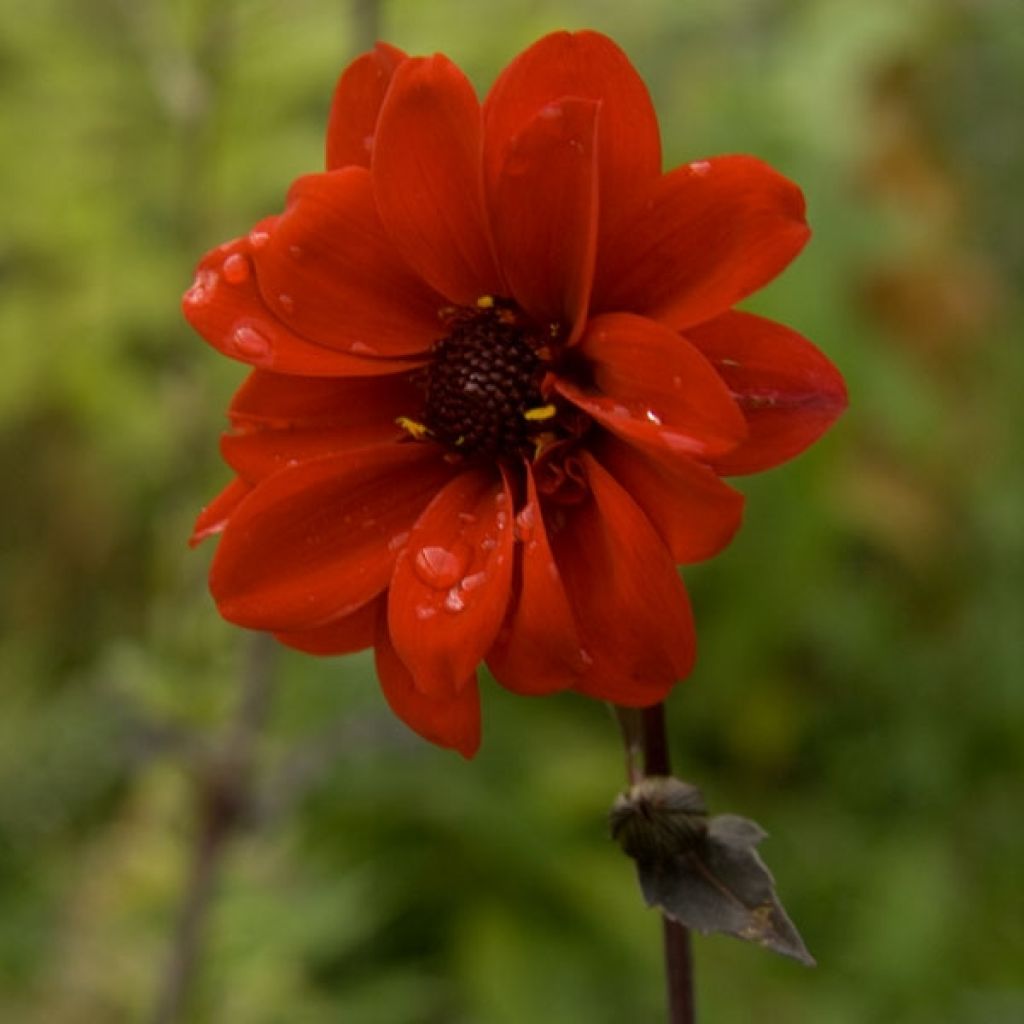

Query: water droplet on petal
515,504,536,541
222,252,250,285
350,341,378,356
689,160,711,176
229,324,272,360
645,409,663,425
539,104,563,120
461,571,488,593
388,531,410,552
457,512,477,525
288,244,304,260
415,604,437,621
248,228,270,249
443,588,465,613
278,293,295,313
184,268,218,306
413,545,468,590
579,648,594,667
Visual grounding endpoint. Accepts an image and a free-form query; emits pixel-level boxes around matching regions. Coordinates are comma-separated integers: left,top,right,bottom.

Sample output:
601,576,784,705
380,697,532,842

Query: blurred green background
1,0,1022,1021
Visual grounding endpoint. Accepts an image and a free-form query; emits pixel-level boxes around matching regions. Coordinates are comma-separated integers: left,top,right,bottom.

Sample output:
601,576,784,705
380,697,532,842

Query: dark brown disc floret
420,298,554,458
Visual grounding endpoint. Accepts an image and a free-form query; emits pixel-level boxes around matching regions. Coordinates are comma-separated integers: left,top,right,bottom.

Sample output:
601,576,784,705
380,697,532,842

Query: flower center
417,297,556,458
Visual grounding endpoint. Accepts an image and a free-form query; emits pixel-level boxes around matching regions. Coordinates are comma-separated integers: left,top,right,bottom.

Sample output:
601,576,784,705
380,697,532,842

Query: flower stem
616,704,696,1024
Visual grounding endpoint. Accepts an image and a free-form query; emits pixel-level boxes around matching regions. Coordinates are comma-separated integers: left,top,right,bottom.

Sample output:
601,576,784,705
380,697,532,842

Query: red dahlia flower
185,31,846,758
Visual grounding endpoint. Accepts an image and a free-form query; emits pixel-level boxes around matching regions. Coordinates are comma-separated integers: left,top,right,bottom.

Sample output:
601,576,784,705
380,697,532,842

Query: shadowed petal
551,454,695,704
389,469,515,698
326,42,406,170
184,226,423,376
210,443,455,630
487,463,585,695
595,434,745,564
594,156,809,329
222,372,420,482
687,311,848,474
483,30,661,246
373,55,502,303
252,168,447,357
190,477,251,548
557,313,747,459
275,594,383,655
488,98,599,336
376,618,481,758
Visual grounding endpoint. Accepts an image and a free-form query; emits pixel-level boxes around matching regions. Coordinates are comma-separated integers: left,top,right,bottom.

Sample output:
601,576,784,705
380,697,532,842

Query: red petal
183,226,422,377
388,469,515,698
486,463,585,695
488,98,599,335
222,372,420,482
227,370,420,431
210,443,454,630
373,56,502,304
190,477,251,548
551,454,695,705
275,594,383,655
252,168,446,357
483,30,661,249
687,310,848,474
326,43,406,170
594,434,745,564
557,313,747,459
593,156,810,329
375,619,481,758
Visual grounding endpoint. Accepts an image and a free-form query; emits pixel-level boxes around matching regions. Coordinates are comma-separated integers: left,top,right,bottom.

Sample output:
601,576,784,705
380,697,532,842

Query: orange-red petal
252,168,445,357
375,617,481,758
595,434,745,564
326,43,406,170
488,98,599,336
551,454,695,705
275,594,383,655
593,156,809,329
373,55,502,304
210,443,454,631
183,226,421,377
687,310,848,475
388,469,515,698
486,463,585,695
557,313,747,459
483,30,661,249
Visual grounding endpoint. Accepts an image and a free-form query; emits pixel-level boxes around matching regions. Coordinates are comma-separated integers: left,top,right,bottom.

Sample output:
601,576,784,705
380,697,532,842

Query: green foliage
1,0,1022,1021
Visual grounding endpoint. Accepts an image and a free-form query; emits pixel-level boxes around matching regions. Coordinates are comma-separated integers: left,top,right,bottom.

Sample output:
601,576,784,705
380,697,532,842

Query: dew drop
514,503,536,541
222,252,250,285
278,293,295,313
184,268,218,306
444,588,466,613
415,604,437,621
350,341,378,356
689,160,711,176
248,228,270,249
288,244,304,260
229,324,271,360
413,545,468,590
579,648,594,667
461,571,488,593
388,531,410,552
645,409,663,425
539,104,563,120
457,512,477,525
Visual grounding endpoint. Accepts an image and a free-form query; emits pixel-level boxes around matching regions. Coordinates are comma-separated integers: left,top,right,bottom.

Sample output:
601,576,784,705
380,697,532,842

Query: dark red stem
640,704,696,1024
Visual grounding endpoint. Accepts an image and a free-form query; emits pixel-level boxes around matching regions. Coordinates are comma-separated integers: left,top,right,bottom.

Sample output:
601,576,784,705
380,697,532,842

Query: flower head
185,31,847,757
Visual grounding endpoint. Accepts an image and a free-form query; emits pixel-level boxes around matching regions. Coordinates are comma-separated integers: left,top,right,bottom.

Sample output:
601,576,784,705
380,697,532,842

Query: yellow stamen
523,404,558,422
475,294,495,309
396,416,432,441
